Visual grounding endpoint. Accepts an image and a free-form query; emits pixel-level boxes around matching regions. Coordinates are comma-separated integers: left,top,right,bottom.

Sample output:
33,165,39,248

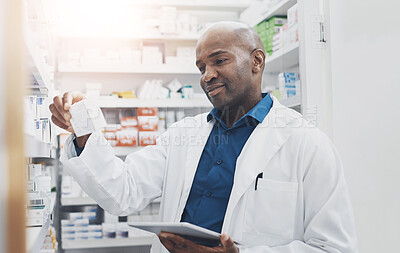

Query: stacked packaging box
39,226,58,252
255,21,268,53
138,108,160,147
255,17,287,56
102,108,163,148
265,17,287,55
286,4,299,48
278,72,301,99
117,115,139,147
61,209,103,241
24,96,54,144
26,163,55,227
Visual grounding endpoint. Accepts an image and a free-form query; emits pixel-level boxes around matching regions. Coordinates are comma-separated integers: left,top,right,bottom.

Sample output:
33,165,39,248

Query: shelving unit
26,193,56,253
248,0,297,27
61,193,161,206
87,97,212,108
24,1,59,251
27,84,48,96
242,0,302,112
25,135,56,158
264,42,299,73
25,29,54,92
125,0,250,12
28,53,53,92
58,63,200,75
61,197,97,206
62,237,154,250
59,34,200,41
26,216,51,253
279,95,301,108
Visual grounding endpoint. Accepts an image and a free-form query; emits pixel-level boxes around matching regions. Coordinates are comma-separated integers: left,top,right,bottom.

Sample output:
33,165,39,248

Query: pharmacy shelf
25,135,55,158
113,146,143,157
127,0,250,12
26,37,53,93
87,97,212,108
58,63,200,75
61,197,97,206
59,34,200,41
249,0,297,27
28,84,48,96
26,192,57,253
61,183,159,206
26,214,50,253
62,236,154,249
264,42,299,73
279,95,301,108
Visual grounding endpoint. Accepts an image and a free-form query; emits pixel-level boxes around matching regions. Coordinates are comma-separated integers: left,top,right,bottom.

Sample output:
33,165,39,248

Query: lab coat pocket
244,178,298,241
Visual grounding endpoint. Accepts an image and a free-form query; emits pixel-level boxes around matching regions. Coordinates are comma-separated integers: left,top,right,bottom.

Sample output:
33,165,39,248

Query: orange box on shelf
104,124,119,147
138,116,159,131
121,116,138,127
139,131,159,146
116,127,138,147
137,107,158,116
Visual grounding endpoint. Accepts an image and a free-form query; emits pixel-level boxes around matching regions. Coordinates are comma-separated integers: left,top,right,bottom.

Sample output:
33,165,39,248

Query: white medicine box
69,100,106,137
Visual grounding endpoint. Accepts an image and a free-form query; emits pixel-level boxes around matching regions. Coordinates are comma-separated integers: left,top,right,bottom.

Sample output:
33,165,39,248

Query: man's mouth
206,84,225,97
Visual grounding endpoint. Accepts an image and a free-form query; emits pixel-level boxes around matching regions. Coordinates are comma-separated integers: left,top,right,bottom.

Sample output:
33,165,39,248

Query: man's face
195,30,255,111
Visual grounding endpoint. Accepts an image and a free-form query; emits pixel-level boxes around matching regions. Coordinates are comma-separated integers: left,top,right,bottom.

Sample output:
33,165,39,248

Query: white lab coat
61,96,359,252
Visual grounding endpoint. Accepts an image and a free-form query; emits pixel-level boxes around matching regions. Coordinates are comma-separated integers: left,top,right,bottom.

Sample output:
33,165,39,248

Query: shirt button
205,191,212,197
216,160,222,165
226,131,231,135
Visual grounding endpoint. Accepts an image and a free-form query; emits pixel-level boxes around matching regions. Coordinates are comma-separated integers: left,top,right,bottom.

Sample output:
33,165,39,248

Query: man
50,22,358,252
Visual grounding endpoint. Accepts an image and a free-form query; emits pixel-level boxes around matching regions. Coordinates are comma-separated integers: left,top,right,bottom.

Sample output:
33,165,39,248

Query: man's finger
63,92,74,111
220,233,238,253
49,104,70,127
51,115,71,132
159,232,219,253
158,234,179,253
63,91,85,111
53,96,70,121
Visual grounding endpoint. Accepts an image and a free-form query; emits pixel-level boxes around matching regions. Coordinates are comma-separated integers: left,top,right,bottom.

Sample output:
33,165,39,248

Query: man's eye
216,59,227,64
198,67,205,73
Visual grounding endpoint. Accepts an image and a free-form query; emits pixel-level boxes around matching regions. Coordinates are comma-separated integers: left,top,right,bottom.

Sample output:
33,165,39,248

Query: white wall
329,0,400,252
0,0,8,251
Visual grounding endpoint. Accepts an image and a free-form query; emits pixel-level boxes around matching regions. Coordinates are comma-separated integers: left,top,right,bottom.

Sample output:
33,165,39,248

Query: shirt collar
206,93,273,125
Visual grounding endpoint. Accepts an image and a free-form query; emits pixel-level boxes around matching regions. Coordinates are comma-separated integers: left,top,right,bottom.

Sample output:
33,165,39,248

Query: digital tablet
128,222,242,247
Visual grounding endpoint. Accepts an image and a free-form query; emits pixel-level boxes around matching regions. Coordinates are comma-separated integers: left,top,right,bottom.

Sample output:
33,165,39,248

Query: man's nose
203,66,218,83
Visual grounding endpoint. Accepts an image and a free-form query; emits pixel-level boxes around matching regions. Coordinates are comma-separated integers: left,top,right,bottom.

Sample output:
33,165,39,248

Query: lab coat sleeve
238,130,359,253
60,130,168,216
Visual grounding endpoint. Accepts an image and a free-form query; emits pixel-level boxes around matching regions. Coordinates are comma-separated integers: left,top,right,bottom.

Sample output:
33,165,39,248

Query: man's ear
251,49,265,73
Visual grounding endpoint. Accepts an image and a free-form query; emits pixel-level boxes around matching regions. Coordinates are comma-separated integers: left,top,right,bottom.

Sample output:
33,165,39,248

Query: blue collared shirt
181,93,273,233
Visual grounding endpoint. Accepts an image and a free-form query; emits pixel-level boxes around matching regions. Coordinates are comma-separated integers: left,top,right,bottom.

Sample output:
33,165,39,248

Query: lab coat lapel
222,97,300,233
175,114,215,221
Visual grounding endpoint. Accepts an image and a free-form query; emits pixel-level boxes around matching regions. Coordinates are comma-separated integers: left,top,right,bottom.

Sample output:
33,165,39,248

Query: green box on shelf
259,21,267,29
268,16,287,26
266,17,286,35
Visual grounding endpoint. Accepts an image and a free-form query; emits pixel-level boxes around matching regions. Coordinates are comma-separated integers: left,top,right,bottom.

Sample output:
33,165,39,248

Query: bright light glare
55,0,143,37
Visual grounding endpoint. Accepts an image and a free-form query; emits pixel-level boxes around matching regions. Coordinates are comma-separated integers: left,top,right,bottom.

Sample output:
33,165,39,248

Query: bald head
194,21,266,119
197,21,264,53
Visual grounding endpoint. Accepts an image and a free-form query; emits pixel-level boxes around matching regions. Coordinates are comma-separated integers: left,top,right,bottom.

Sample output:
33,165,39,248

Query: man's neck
220,94,263,128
